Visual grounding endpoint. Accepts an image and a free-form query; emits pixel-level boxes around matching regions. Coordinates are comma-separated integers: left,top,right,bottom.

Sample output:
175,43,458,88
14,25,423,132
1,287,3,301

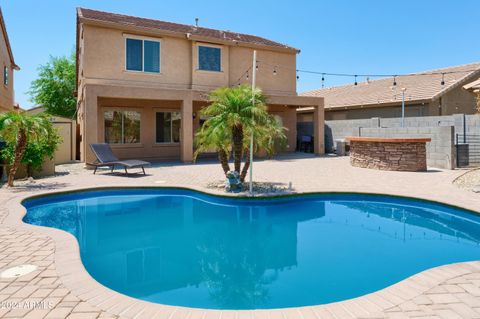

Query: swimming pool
23,188,480,310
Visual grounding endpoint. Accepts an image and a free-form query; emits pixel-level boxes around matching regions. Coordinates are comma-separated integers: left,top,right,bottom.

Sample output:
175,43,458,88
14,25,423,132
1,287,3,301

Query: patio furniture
299,135,313,153
89,143,150,175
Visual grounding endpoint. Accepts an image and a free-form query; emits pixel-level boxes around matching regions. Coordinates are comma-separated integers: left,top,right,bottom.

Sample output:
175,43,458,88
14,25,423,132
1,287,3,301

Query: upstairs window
126,38,160,73
3,66,8,86
198,46,221,72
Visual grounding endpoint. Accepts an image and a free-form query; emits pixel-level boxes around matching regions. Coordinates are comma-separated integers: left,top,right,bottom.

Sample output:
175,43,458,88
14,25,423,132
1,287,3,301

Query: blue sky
3,0,480,108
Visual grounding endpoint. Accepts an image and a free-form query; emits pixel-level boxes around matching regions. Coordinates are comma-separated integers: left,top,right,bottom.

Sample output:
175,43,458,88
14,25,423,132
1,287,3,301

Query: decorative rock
225,171,241,192
472,185,480,193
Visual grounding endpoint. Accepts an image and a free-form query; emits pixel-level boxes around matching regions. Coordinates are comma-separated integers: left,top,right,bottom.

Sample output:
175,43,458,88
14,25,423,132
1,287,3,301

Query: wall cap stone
346,136,432,143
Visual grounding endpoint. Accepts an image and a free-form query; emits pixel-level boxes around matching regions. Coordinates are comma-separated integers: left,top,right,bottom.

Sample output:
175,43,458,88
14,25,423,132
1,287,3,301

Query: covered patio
77,82,324,164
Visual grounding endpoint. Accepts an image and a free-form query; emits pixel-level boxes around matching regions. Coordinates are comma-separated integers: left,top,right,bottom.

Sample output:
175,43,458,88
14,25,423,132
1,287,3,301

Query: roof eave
324,98,432,110
77,15,298,54
431,68,480,101
0,8,18,70
463,78,480,91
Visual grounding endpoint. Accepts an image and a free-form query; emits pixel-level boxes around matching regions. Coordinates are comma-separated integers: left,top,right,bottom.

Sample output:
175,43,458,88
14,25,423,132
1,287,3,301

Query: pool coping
3,184,480,319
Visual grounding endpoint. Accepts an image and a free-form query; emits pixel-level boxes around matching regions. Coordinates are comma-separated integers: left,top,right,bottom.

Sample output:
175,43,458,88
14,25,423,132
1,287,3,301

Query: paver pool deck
0,155,480,319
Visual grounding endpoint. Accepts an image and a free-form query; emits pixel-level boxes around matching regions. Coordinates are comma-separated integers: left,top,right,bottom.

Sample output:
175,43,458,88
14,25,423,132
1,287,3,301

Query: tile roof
77,8,296,52
301,63,480,109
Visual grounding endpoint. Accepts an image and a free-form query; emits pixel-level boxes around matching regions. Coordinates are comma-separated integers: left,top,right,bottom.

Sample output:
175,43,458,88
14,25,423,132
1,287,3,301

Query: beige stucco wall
82,25,192,88
0,21,14,112
97,97,182,161
228,46,296,94
91,97,298,161
77,21,324,163
80,24,297,95
325,103,430,120
436,85,477,115
268,104,297,152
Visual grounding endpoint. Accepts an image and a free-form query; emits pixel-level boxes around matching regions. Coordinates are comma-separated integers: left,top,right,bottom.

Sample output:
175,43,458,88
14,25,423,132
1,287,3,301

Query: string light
255,60,479,83
240,60,477,90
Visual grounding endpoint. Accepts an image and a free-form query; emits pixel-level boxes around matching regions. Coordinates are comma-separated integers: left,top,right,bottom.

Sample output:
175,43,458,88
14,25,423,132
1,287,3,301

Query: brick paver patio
0,155,479,319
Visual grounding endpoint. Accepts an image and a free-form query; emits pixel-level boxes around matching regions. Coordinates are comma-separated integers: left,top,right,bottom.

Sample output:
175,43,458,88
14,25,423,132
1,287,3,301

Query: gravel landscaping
453,168,480,192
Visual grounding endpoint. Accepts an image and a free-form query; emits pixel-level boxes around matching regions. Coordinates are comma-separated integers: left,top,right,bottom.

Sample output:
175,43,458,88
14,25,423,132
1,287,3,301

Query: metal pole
249,50,257,195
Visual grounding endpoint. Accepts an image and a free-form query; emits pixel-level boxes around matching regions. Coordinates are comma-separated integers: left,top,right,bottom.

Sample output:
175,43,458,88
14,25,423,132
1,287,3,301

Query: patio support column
83,86,99,164
181,93,194,163
313,104,325,155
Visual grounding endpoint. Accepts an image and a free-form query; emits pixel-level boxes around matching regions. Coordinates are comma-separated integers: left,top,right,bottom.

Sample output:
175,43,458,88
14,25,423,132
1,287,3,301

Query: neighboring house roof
301,62,480,110
25,105,44,113
77,8,297,52
0,7,19,70
463,78,480,91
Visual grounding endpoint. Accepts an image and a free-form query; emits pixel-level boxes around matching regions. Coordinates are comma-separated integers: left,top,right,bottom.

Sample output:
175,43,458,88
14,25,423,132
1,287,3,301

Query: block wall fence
318,114,480,169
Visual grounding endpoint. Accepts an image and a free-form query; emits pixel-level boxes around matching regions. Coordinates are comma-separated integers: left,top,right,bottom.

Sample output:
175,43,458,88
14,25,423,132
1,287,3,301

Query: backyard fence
310,113,480,169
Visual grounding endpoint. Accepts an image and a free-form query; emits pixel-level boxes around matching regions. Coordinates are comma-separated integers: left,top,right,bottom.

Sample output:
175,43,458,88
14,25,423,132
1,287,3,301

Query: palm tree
240,116,287,182
194,119,232,174
0,112,52,187
195,85,287,183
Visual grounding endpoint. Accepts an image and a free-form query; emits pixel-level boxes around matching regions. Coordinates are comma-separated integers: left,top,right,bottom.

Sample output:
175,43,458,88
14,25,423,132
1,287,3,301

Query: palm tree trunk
7,130,27,187
240,148,250,182
232,125,243,172
218,149,230,175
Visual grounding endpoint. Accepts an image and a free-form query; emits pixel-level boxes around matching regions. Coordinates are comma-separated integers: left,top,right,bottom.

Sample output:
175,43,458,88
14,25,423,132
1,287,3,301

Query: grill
456,134,480,167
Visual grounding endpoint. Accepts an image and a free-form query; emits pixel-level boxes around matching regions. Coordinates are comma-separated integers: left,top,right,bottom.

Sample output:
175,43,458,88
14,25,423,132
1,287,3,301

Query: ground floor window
156,112,181,143
104,111,141,144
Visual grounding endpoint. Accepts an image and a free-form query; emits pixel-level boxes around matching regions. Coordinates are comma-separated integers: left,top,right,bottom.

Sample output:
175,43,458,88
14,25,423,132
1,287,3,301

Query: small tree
1,119,60,177
194,85,286,182
0,112,58,187
28,52,76,118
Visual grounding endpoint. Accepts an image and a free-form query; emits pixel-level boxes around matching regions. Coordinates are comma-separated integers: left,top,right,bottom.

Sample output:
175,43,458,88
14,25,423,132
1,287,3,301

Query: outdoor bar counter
346,136,431,171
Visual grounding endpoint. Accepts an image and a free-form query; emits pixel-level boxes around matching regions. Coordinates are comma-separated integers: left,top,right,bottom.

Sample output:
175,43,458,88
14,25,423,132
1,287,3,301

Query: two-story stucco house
0,7,19,112
75,8,324,163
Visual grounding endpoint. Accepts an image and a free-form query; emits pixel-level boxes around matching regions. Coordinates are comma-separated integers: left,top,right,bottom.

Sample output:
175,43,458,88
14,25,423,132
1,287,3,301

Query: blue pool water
23,189,480,310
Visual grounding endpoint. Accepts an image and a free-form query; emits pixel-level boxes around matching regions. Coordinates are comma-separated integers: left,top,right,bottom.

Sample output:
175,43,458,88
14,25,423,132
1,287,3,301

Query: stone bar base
346,137,431,172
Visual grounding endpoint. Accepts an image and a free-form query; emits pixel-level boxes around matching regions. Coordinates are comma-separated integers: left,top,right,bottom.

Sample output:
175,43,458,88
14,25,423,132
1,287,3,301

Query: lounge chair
89,143,150,175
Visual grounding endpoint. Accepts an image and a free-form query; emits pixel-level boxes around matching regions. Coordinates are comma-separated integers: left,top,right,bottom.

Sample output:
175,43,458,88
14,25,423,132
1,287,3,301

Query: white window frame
104,109,142,145
197,43,222,72
155,110,181,144
124,34,161,74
